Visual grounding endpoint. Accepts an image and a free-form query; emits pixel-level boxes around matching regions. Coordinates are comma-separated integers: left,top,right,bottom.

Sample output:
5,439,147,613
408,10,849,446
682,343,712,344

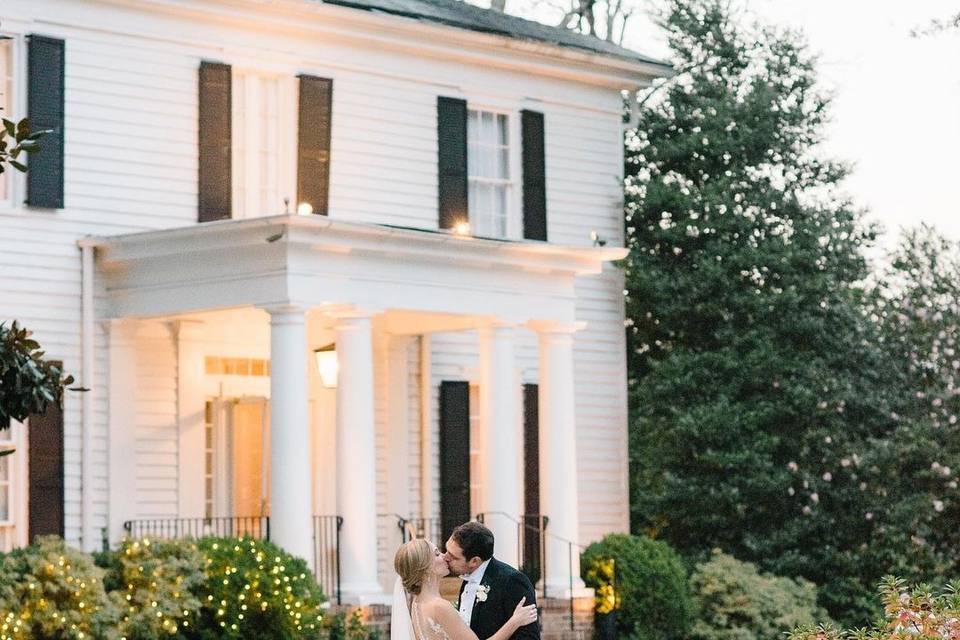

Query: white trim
81,215,627,324
58,0,668,89
0,421,28,551
80,242,96,551
0,32,28,215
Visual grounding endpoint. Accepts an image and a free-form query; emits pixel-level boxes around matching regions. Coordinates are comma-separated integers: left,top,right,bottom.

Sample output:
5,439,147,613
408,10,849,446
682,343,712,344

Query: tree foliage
0,321,74,436
0,117,46,175
581,533,693,640
623,0,926,624
690,551,831,640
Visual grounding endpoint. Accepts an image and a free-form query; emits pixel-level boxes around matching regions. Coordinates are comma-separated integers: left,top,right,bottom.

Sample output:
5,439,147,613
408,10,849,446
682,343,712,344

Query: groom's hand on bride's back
503,572,539,638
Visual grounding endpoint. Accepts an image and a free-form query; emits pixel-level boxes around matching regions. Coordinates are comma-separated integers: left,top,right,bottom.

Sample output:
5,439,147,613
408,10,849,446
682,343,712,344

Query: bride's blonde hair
394,538,433,595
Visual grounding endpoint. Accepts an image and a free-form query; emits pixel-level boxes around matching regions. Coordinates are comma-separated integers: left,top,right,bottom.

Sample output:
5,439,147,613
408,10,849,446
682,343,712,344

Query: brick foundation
339,594,595,640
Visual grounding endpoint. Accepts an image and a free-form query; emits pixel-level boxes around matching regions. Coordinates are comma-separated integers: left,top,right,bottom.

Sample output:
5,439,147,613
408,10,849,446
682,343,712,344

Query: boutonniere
476,584,491,603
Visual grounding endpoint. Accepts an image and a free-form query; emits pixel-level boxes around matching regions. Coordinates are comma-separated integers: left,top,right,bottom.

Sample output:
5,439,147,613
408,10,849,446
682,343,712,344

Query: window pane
497,148,509,180
0,486,7,521
497,114,508,145
0,456,7,480
468,141,479,178
468,111,479,142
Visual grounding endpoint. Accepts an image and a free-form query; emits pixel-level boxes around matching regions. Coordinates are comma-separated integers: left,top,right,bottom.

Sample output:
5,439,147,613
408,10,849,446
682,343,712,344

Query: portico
83,214,624,602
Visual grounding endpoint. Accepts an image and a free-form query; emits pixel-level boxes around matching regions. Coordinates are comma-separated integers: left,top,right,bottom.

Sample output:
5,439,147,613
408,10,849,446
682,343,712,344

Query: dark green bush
581,533,692,640
690,551,831,640
0,536,117,639
192,537,325,639
98,537,206,639
320,610,382,640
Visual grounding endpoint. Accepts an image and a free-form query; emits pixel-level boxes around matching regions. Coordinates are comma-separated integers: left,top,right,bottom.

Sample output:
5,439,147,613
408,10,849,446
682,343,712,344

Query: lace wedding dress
410,598,453,640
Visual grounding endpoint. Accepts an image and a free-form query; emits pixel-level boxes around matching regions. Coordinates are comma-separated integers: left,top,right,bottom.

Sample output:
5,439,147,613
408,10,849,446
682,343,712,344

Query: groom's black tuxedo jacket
458,557,540,640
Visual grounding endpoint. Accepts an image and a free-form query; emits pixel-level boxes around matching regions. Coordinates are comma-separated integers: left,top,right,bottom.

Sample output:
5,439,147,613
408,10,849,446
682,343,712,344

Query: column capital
526,320,587,335
324,305,379,323
260,303,307,318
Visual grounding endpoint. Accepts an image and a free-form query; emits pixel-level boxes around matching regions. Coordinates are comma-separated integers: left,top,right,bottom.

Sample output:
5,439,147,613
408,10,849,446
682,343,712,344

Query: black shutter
27,35,65,209
29,362,65,540
297,75,333,216
521,110,547,241
437,97,468,230
522,383,543,583
198,61,231,222
439,381,470,546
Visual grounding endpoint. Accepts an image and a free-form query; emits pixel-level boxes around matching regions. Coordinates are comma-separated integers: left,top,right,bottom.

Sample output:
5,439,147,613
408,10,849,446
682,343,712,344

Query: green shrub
690,551,831,640
192,537,325,639
789,576,960,640
581,533,692,640
0,536,117,639
320,610,382,640
97,537,206,640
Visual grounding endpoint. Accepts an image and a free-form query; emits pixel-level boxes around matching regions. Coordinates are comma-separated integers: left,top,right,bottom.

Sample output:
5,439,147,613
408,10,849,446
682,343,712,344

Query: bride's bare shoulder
419,597,458,619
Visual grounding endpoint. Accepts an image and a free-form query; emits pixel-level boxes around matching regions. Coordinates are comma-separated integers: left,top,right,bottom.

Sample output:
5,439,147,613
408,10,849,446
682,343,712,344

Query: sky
500,1,960,254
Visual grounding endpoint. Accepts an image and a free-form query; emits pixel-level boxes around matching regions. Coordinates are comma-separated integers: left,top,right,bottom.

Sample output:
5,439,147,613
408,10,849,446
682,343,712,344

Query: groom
444,521,540,640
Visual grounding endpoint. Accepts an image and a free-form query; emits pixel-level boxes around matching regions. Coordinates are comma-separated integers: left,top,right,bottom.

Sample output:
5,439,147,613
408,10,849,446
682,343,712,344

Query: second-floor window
0,37,15,204
231,70,297,220
467,109,512,239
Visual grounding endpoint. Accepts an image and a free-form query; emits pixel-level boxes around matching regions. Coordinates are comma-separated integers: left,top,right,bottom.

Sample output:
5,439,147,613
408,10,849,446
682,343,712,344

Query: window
0,37,15,204
468,110,511,238
231,71,297,219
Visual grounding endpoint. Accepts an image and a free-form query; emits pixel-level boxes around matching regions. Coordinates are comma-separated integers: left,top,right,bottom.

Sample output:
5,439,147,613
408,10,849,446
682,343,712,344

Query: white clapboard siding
0,0,634,549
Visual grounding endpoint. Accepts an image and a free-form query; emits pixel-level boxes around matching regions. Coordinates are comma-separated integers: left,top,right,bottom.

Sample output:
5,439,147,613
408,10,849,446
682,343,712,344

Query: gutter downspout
80,241,95,551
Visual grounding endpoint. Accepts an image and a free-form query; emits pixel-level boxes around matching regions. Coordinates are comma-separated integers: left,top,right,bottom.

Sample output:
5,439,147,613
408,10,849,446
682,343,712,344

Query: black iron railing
396,517,443,545
474,512,548,591
313,515,343,605
121,515,342,604
123,516,269,540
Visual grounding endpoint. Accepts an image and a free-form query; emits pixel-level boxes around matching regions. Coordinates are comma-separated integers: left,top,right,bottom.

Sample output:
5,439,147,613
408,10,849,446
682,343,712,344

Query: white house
0,0,667,606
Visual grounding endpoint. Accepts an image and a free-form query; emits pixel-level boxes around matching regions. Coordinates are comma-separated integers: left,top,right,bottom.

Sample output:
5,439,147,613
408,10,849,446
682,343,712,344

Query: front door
210,398,270,524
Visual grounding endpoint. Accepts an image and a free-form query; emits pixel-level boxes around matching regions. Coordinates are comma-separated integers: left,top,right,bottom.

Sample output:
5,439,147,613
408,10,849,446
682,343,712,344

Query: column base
339,584,392,606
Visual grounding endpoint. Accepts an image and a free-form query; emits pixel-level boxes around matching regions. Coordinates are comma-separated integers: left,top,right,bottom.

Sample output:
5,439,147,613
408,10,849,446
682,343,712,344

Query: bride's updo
394,539,433,594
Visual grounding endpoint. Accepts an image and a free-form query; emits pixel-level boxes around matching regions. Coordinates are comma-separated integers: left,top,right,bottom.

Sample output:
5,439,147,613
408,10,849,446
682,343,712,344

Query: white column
479,323,521,568
267,306,314,565
335,312,384,603
175,321,206,519
108,319,138,545
531,321,587,596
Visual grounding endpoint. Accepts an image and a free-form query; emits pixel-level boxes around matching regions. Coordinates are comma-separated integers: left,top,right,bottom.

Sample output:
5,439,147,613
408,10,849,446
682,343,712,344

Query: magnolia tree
0,322,73,436
0,122,66,447
0,117,44,173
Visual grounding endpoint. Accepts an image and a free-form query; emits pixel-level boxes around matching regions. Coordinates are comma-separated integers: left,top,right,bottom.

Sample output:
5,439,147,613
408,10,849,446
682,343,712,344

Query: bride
391,538,538,640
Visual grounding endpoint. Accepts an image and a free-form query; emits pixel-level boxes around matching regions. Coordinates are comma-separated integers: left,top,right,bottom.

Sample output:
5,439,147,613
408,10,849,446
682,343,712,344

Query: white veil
391,576,414,640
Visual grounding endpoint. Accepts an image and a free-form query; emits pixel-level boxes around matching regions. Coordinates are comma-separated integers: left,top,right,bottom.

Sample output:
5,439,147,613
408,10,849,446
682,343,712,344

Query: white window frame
230,67,298,220
466,106,523,240
0,33,28,215
0,421,28,552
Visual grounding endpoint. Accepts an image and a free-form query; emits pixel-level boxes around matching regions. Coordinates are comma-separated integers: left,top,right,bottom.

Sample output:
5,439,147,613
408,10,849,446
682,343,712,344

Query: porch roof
79,215,627,324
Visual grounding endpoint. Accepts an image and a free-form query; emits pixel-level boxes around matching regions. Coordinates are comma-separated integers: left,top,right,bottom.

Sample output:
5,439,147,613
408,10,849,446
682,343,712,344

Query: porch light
297,201,314,216
453,221,470,236
314,343,338,388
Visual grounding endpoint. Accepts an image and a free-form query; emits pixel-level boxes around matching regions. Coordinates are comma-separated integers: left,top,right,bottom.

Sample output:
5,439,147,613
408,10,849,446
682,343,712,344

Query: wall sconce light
297,201,314,216
314,343,338,388
453,221,470,236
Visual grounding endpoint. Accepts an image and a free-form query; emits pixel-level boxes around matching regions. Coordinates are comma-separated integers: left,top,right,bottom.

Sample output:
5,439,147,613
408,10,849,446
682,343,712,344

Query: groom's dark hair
451,522,495,561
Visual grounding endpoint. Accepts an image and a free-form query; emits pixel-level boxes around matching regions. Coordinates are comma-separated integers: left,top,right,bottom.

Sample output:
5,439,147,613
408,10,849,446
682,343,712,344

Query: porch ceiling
80,215,627,323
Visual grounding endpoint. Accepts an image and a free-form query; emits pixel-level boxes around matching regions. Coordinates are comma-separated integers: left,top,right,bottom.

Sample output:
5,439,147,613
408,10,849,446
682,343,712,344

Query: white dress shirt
458,558,491,625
